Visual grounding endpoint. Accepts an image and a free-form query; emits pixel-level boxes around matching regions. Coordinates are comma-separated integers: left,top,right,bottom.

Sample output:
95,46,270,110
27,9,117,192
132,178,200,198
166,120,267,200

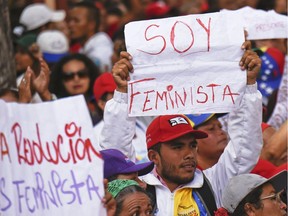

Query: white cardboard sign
125,12,246,116
0,96,106,216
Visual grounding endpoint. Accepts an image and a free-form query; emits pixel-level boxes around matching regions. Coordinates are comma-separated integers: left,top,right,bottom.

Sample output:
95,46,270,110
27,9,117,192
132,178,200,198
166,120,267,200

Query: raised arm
204,41,263,207
99,52,138,161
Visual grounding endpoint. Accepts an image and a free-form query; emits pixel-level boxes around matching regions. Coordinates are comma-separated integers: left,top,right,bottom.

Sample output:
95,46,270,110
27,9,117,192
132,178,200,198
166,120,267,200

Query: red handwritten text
138,17,211,55
11,122,101,165
129,78,239,114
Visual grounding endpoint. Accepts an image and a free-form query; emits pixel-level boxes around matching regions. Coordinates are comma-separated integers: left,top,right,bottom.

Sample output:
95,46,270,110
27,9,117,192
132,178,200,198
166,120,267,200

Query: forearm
204,83,263,207
99,90,137,161
261,120,287,166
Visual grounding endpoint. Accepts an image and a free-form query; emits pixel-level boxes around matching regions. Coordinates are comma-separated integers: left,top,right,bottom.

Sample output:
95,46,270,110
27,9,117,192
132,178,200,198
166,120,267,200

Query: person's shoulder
89,32,113,44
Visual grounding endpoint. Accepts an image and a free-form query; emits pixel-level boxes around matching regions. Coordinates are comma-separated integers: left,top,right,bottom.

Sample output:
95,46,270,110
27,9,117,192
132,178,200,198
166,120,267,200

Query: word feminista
128,78,240,114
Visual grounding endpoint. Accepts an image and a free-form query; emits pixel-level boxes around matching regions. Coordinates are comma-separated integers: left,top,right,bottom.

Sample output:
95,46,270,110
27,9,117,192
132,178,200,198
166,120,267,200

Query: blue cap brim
43,52,68,63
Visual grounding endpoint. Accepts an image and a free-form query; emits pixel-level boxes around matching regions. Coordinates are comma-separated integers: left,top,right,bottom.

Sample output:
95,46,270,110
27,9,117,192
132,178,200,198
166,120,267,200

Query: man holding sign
100,13,262,216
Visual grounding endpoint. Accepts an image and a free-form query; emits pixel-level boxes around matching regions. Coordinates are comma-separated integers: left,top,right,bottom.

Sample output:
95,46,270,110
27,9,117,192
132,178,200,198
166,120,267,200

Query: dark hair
71,1,101,33
149,143,162,154
49,53,100,99
114,184,153,215
232,186,263,216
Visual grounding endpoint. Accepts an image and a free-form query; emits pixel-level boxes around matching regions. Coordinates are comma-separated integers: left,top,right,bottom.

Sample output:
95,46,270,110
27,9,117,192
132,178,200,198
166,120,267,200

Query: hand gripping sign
0,96,106,216
124,12,246,116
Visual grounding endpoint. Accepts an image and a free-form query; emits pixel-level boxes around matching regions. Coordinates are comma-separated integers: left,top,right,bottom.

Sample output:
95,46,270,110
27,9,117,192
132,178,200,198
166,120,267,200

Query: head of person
185,113,228,169
100,149,154,188
218,171,287,216
93,72,116,116
49,53,100,98
146,114,208,190
19,3,66,35
14,34,38,75
108,179,153,216
36,30,69,69
68,1,101,44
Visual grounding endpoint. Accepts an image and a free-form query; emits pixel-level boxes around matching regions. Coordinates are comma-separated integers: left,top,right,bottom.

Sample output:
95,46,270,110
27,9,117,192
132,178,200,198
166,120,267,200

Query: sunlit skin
246,183,287,216
196,116,228,170
118,192,153,216
116,172,147,189
149,133,198,192
62,60,90,96
68,7,95,45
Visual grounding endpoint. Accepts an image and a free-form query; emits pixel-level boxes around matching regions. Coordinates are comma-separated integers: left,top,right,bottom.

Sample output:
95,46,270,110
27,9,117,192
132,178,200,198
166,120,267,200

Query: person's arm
203,41,263,207
261,121,287,166
99,52,137,161
267,57,288,129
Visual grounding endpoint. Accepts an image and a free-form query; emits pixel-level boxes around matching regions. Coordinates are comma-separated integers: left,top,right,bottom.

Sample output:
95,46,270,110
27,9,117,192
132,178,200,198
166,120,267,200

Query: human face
196,116,228,162
253,183,287,216
14,48,34,74
118,192,153,216
62,59,90,96
152,133,197,191
116,172,147,189
68,7,91,42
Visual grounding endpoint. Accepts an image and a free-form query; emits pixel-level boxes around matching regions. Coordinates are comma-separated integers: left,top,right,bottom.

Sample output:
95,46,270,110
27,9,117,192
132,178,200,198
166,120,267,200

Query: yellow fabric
174,188,200,216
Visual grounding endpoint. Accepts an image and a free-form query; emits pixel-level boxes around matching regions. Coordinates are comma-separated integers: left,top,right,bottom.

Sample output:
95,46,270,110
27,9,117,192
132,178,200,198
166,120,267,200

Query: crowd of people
1,0,287,215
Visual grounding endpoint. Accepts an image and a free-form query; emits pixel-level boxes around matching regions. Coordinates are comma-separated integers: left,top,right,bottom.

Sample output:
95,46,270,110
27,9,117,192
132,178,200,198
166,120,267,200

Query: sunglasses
62,69,89,81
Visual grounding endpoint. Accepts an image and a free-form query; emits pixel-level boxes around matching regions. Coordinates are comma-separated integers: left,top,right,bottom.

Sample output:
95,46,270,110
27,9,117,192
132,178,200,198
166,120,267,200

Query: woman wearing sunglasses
215,170,287,216
49,53,101,124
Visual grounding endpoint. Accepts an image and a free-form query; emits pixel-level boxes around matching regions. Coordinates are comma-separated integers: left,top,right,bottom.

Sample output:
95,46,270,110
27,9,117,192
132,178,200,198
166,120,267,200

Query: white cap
37,30,69,63
20,3,66,31
222,170,287,213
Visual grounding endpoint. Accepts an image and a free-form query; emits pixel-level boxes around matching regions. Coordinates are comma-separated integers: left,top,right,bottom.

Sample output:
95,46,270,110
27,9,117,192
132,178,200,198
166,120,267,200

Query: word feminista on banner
125,12,246,116
0,96,106,216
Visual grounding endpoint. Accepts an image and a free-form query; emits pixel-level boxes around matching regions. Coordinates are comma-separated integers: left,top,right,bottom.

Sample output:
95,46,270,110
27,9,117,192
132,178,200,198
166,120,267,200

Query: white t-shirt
80,32,113,72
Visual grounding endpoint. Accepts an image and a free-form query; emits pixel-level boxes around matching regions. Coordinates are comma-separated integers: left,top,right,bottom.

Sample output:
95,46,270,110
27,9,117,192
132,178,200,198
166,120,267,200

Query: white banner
0,96,106,216
222,7,288,40
125,12,246,116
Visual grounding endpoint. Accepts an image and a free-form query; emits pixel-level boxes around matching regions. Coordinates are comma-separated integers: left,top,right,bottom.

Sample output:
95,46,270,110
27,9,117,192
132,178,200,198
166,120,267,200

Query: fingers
112,52,133,93
21,67,32,87
241,40,252,51
120,51,132,61
18,67,33,103
39,57,49,74
239,50,261,85
240,50,261,70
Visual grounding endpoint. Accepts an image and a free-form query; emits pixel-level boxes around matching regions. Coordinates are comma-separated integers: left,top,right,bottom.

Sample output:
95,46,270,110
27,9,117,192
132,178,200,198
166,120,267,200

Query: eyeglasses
62,69,89,81
260,191,284,204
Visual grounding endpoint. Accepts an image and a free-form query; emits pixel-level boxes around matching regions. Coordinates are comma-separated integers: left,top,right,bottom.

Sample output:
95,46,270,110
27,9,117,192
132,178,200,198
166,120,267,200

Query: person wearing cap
186,112,286,178
36,30,69,70
99,40,262,215
215,170,287,216
100,149,154,189
93,73,148,162
107,179,154,215
14,34,50,103
185,113,228,170
14,34,38,77
68,1,113,72
17,3,66,36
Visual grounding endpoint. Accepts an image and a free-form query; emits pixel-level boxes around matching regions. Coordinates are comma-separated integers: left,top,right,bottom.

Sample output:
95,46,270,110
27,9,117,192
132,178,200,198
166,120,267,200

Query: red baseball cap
93,72,116,102
146,114,208,149
145,2,170,19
